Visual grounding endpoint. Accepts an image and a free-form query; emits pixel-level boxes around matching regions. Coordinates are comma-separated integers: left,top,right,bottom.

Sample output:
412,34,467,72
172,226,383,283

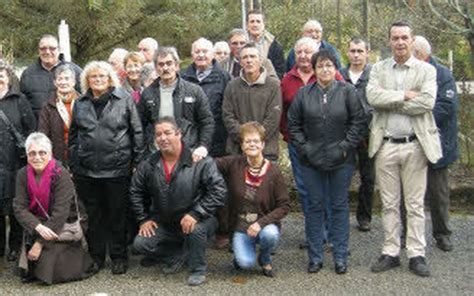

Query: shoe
261,265,275,278
307,262,323,273
299,241,309,249
140,256,160,267
20,273,35,283
335,262,347,274
162,256,185,274
436,237,454,252
187,274,206,286
85,262,102,277
111,260,128,275
232,258,241,271
409,256,430,277
7,250,18,262
371,255,401,273
358,221,371,232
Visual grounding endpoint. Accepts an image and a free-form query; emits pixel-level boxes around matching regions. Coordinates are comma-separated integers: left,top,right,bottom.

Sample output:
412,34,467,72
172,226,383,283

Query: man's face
303,24,323,43
155,122,182,154
240,47,261,77
138,40,155,63
389,26,414,61
229,34,247,58
347,42,368,67
38,37,59,68
155,54,178,84
247,13,265,38
295,43,316,70
192,43,214,71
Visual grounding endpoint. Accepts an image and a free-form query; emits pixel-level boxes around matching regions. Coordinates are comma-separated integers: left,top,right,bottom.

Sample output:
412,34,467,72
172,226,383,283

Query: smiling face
38,37,59,69
390,25,414,63
192,42,214,71
88,68,110,97
347,41,369,68
247,13,265,39
241,131,265,159
54,70,75,95
295,43,316,72
27,142,52,174
154,121,182,155
155,54,178,86
125,60,144,82
303,23,323,43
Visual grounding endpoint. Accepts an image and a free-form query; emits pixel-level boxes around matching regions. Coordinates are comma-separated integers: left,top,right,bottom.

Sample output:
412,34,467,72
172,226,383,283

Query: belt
383,135,417,144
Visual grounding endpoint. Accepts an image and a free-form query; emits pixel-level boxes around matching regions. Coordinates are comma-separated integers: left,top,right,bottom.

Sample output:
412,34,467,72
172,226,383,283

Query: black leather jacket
288,80,366,171
129,146,227,226
68,87,144,178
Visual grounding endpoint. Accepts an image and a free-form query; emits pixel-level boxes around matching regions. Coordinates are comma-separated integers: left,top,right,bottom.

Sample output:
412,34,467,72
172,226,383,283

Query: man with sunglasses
20,34,82,119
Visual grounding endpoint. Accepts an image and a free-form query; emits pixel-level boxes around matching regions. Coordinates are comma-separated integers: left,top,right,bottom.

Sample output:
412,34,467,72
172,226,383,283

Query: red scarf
27,159,60,219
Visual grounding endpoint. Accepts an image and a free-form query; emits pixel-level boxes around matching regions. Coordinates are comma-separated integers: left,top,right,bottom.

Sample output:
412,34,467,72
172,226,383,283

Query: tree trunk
362,0,369,43
336,0,341,49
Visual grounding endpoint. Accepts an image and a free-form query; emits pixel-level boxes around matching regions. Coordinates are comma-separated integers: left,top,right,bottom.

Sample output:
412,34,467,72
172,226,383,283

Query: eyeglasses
316,63,335,70
39,46,58,52
27,150,48,158
89,74,108,80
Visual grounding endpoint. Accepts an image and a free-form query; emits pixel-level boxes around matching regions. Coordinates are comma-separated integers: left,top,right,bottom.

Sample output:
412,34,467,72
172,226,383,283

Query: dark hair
349,37,370,51
239,121,266,143
389,21,413,37
311,49,337,69
154,116,179,131
247,9,265,21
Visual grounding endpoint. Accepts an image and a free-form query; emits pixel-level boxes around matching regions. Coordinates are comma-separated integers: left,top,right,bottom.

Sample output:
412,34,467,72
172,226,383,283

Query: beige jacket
366,56,442,163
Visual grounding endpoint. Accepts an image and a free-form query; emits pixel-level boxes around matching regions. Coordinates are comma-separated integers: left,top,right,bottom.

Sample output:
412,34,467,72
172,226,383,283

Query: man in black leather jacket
131,117,226,286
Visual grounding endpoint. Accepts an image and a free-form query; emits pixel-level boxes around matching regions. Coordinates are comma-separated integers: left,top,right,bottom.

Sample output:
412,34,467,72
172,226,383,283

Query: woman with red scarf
13,132,94,284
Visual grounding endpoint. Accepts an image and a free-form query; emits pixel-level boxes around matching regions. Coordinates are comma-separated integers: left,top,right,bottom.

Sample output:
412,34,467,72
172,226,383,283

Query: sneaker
371,255,401,273
409,256,430,277
187,273,206,286
436,237,454,252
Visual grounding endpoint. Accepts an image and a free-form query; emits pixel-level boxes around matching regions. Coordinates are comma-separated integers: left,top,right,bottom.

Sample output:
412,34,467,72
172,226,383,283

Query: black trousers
75,175,129,264
355,141,375,224
0,214,22,255
426,167,452,240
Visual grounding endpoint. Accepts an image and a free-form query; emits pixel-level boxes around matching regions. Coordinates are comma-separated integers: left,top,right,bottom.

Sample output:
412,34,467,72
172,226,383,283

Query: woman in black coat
0,60,36,261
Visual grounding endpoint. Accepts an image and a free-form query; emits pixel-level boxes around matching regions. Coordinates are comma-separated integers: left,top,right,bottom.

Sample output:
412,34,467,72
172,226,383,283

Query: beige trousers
375,140,428,258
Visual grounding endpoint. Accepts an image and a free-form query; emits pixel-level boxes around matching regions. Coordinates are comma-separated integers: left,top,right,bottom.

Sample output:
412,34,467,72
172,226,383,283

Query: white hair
139,37,159,50
294,37,319,51
303,20,322,32
108,48,129,62
80,61,120,94
214,41,230,53
413,35,432,56
25,132,52,154
191,37,214,54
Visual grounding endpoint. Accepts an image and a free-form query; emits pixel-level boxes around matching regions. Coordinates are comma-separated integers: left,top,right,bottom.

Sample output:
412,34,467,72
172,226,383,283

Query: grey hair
25,132,52,154
38,34,58,46
80,61,120,94
413,35,432,56
214,41,230,53
0,59,14,87
140,64,157,85
303,20,322,32
294,37,319,51
153,46,180,65
227,28,248,41
53,64,76,80
109,48,129,62
139,37,159,50
191,38,214,54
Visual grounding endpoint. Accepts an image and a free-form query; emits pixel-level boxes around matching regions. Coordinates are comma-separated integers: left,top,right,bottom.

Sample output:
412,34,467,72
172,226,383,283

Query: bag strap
0,108,25,146
32,192,81,221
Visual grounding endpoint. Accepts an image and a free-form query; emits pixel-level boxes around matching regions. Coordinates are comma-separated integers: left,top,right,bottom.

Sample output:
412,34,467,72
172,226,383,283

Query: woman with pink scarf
13,132,95,284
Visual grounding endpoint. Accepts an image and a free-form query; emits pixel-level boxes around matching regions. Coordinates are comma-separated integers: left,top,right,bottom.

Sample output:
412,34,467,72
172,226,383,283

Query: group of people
0,8,459,287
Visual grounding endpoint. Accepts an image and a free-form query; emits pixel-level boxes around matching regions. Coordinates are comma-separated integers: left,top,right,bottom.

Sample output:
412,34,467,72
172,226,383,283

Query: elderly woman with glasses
0,60,36,262
288,49,366,274
68,61,144,275
13,132,94,284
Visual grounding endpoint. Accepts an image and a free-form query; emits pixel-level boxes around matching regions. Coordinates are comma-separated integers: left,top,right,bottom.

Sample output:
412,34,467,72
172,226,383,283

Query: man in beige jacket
367,21,441,277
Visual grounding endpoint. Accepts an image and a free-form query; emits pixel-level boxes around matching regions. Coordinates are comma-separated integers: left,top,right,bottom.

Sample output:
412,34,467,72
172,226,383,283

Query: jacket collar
240,66,267,86
157,143,194,168
182,59,222,83
340,64,372,82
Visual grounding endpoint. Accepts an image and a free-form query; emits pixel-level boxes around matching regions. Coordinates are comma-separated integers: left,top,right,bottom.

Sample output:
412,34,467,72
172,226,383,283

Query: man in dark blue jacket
413,35,459,252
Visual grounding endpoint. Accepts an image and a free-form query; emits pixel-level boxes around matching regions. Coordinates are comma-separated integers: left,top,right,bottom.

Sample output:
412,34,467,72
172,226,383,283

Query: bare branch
448,0,469,18
427,0,469,33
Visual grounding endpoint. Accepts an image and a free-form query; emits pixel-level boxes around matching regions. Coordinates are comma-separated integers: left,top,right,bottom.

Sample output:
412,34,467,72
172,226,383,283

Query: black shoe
162,256,184,274
140,256,160,267
232,258,241,271
308,262,323,273
261,265,275,278
358,221,371,232
409,256,430,277
371,255,401,273
7,250,18,262
436,237,454,252
335,262,347,274
111,260,128,275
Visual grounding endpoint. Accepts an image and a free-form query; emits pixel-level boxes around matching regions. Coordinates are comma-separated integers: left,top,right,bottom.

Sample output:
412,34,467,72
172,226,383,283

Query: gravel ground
0,213,472,296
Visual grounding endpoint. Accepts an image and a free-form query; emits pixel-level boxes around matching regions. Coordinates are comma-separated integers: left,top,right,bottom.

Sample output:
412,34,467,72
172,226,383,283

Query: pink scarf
27,159,60,219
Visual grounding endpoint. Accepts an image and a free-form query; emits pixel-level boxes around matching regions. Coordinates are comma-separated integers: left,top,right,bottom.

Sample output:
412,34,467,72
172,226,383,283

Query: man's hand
35,224,58,241
404,90,420,101
192,146,208,163
181,214,198,234
139,220,158,238
27,241,43,261
247,222,261,238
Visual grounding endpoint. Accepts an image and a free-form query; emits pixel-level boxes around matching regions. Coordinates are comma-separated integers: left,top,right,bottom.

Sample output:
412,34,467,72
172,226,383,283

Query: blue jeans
300,163,354,264
233,224,279,268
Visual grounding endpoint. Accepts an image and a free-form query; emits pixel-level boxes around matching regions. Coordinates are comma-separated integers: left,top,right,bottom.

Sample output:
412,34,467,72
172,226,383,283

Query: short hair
294,37,319,51
389,21,413,37
38,34,58,46
349,37,370,51
109,48,129,62
227,28,248,41
154,116,179,131
239,42,261,59
413,35,432,56
140,64,157,86
53,64,76,81
139,37,159,50
247,9,265,22
311,49,337,69
0,59,14,87
214,41,230,54
153,46,180,66
191,38,214,54
25,132,52,155
239,121,266,143
303,19,323,32
80,61,120,94
123,51,145,67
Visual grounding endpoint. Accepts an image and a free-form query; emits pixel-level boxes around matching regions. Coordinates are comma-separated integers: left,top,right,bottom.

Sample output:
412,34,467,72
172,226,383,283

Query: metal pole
242,0,247,31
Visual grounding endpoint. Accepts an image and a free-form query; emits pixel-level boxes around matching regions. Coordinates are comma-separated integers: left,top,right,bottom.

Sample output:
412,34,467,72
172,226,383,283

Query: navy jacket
286,40,342,72
429,57,459,169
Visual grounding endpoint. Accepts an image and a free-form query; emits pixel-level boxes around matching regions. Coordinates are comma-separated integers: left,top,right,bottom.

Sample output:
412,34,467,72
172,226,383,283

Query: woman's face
125,60,143,82
27,142,52,174
88,68,110,95
241,132,265,159
54,71,75,95
315,58,336,86
0,69,10,92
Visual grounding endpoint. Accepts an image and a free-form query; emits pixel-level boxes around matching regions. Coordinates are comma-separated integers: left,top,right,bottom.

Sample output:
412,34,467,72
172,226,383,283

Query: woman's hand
27,242,43,261
247,222,261,238
35,224,58,241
